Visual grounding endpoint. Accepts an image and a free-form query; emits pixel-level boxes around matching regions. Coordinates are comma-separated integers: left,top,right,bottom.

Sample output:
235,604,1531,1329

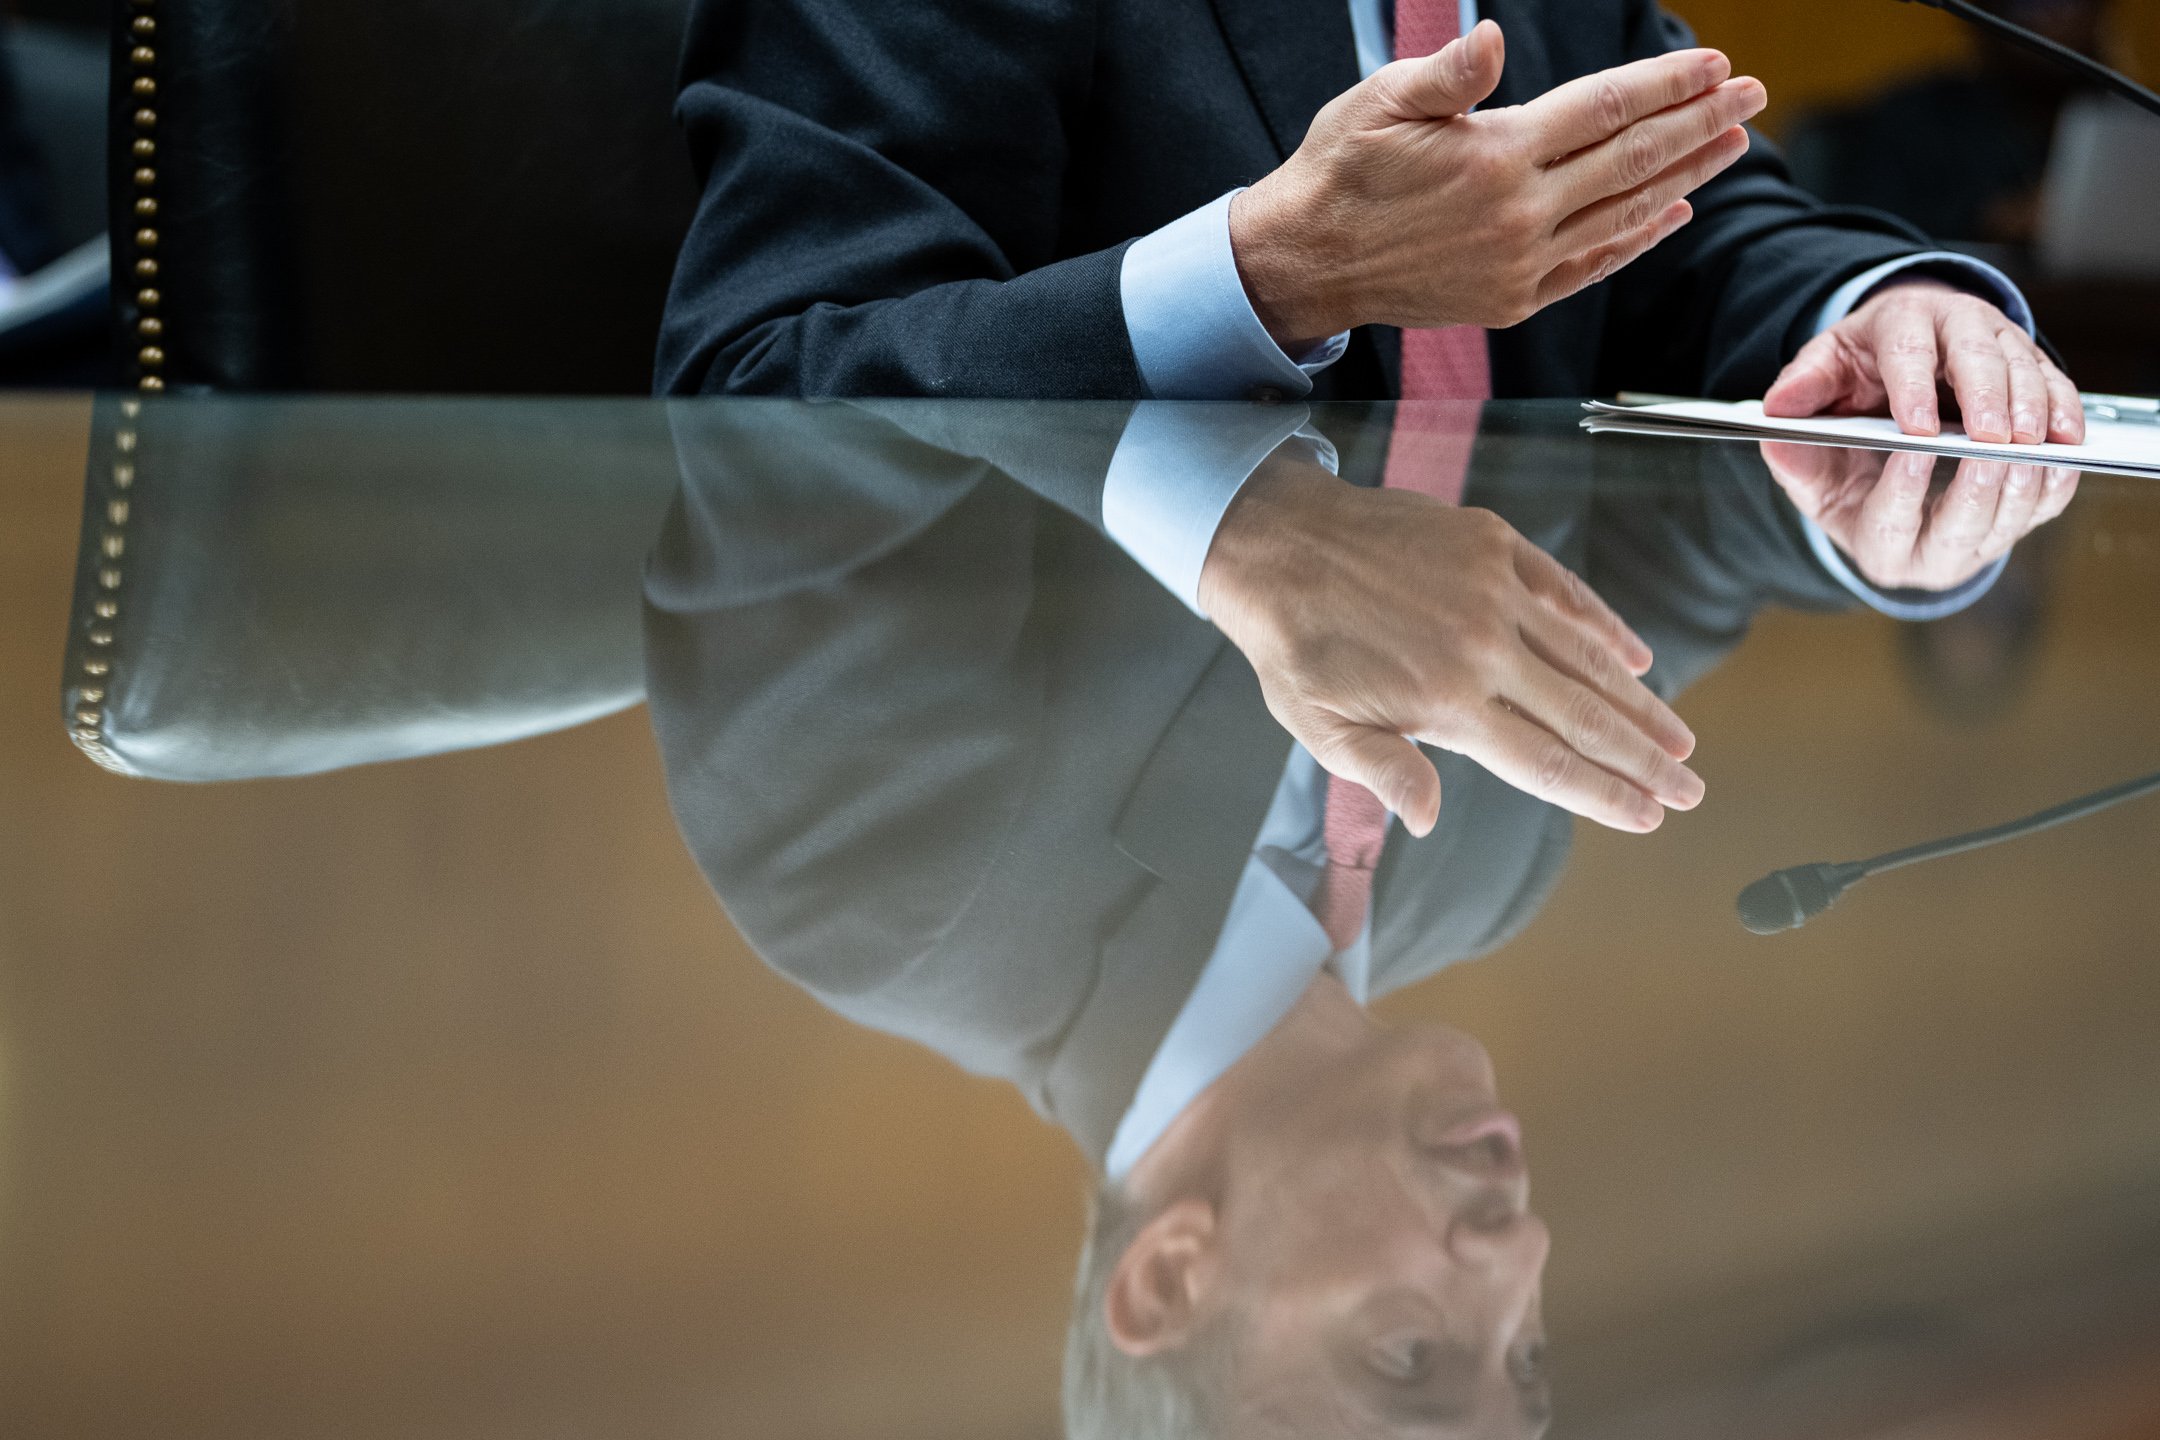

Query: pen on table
2084,393,2160,427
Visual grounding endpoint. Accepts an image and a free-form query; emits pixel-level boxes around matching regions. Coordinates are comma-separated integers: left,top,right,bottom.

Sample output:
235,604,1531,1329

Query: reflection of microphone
1738,767,2160,934
1892,0,2160,119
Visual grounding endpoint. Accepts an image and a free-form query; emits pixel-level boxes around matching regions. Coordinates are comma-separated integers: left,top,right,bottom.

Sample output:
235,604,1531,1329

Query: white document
1581,398,2160,479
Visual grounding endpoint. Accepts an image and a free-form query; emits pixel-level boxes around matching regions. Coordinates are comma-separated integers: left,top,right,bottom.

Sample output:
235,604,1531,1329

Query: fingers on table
1998,330,2051,445
2039,354,2086,444
1941,302,2020,443
1873,311,1945,437
1529,48,1729,159
1762,329,1861,419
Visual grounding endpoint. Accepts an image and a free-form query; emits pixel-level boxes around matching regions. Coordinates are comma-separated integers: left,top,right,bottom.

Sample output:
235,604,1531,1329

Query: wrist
1229,177,1360,353
1196,450,1333,623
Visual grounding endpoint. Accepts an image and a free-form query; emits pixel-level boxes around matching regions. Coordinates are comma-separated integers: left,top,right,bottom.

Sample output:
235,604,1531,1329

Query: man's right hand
1229,22,1766,350
1197,452,1704,837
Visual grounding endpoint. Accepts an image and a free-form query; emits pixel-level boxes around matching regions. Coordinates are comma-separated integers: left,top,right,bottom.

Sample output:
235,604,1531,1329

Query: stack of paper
1582,398,2160,479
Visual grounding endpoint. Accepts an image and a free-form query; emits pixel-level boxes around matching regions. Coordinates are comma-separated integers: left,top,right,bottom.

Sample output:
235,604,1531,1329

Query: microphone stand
1894,0,2160,119
1738,764,2160,933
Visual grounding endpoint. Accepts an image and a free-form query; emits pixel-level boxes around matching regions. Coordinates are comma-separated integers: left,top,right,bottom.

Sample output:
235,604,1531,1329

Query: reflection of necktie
1312,396,1471,948
1392,0,1492,406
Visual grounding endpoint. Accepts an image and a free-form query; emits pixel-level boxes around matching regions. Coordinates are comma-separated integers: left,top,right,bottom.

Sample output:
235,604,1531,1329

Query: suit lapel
1045,642,1296,1167
1204,0,1362,157
1480,0,1553,108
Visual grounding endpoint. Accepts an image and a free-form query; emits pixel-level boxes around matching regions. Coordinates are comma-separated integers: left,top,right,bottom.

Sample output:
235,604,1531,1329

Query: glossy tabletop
2,393,2158,1440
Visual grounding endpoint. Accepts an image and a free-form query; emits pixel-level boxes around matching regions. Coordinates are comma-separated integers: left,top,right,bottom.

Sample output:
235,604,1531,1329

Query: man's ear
1103,1196,1218,1357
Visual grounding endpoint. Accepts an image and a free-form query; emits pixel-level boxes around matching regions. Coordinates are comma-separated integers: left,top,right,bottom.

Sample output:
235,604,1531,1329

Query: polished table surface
2,393,2158,1440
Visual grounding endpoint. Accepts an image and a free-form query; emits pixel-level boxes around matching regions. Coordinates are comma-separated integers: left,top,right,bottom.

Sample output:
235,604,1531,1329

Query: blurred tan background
1670,0,2160,133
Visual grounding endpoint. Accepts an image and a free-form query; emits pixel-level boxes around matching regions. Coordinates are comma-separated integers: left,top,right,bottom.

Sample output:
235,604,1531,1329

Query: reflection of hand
1763,281,2085,446
1761,442,2079,592
1196,456,1702,837
1230,23,1764,348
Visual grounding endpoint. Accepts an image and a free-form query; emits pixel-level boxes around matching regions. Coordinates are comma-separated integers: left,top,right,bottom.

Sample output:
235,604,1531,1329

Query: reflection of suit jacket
644,402,1856,1165
659,0,1933,402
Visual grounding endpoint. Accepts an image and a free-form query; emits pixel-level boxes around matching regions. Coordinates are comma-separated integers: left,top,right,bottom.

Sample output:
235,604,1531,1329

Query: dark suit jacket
656,0,1933,402
643,400,1862,1166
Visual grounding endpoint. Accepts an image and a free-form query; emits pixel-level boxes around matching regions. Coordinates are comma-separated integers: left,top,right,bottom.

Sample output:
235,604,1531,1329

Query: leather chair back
106,0,698,394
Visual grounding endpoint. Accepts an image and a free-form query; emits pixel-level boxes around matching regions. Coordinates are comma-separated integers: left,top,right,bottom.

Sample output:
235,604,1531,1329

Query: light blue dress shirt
1106,745,1371,1179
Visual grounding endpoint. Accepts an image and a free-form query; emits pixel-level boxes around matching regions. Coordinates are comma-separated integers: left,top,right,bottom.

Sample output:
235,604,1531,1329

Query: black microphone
1893,0,2160,119
1738,765,2160,934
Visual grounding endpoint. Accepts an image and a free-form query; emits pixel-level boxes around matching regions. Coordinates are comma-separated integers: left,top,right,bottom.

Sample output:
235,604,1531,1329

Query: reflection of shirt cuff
1801,516,2009,621
1120,190,1351,401
1102,402,1337,614
1813,251,2036,337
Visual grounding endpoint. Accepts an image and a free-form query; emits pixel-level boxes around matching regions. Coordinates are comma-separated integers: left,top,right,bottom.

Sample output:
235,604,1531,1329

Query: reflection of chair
62,397,682,779
104,0,698,394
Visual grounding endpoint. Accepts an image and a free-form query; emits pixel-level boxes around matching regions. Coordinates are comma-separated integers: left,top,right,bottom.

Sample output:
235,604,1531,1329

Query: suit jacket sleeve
1591,1,1937,400
656,0,1144,400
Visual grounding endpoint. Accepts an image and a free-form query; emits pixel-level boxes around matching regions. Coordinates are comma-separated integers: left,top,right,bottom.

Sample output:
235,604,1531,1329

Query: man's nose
1446,1193,1550,1278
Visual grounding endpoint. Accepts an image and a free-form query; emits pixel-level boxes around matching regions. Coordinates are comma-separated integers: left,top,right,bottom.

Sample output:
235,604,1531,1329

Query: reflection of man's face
1211,1021,1550,1437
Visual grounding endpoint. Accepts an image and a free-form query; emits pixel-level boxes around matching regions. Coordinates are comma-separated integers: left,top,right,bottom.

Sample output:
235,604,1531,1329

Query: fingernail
1669,771,1705,809
1977,410,2008,441
2014,410,2040,443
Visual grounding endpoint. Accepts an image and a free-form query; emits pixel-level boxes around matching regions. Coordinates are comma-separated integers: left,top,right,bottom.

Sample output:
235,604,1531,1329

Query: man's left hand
1763,280,2085,447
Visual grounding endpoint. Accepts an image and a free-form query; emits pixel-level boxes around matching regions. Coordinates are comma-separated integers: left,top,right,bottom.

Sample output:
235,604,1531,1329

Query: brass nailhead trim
124,25,167,395
71,411,145,774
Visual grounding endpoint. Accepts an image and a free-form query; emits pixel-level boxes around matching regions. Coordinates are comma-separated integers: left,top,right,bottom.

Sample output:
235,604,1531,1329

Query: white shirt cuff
1120,190,1351,401
1102,402,1338,614
1813,250,2037,338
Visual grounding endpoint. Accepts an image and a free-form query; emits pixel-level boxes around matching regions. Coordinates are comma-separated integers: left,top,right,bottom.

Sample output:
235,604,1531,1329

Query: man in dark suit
643,399,2071,1437
657,0,2085,453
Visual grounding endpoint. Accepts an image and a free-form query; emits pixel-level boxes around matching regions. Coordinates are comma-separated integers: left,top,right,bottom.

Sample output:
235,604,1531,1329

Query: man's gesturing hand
1764,280,2086,446
1196,455,1703,837
1230,22,1766,349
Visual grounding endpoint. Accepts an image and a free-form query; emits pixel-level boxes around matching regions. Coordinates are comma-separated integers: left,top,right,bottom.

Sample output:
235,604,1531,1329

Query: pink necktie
1315,0,1491,946
1391,0,1493,407
1313,395,1475,947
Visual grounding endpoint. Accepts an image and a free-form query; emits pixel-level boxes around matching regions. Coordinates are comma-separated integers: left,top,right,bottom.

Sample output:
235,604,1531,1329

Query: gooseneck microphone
1893,0,2160,119
1737,765,2160,934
